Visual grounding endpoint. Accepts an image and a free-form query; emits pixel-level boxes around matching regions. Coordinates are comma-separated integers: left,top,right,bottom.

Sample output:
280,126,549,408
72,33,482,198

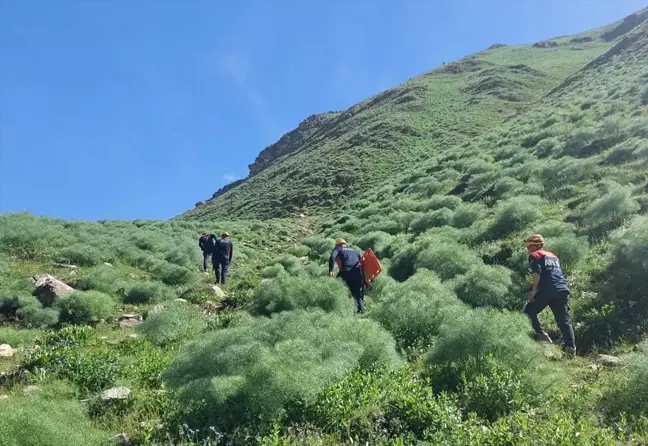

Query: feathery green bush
56,291,115,325
125,281,174,304
454,265,518,309
0,394,107,446
72,265,128,295
252,275,349,316
415,240,480,281
163,310,401,431
372,270,465,351
137,301,208,346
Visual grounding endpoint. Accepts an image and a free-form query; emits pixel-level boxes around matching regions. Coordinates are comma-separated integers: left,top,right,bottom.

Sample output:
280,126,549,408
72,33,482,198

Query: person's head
202,232,209,236
335,237,347,247
221,231,230,239
525,234,545,253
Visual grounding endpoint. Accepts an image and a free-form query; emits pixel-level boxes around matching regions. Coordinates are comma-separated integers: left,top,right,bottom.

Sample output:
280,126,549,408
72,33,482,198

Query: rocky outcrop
533,40,558,48
602,10,648,41
571,36,594,43
596,354,623,366
487,43,507,50
247,112,341,176
30,275,74,307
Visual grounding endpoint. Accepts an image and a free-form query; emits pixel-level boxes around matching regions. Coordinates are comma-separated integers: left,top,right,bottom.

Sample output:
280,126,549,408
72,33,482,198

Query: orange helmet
335,238,347,246
525,234,545,247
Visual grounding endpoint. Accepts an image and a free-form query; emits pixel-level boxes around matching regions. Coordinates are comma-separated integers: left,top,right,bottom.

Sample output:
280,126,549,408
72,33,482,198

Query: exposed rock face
118,314,142,329
30,275,74,307
533,40,559,48
571,36,594,43
487,43,507,50
603,10,648,41
248,112,342,176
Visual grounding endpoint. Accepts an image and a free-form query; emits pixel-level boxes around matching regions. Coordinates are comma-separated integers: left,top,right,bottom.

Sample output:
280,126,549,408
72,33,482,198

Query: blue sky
0,0,645,221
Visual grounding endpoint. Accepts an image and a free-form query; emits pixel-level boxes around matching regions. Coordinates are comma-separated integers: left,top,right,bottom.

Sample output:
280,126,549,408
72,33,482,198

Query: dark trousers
524,291,575,349
202,252,211,272
213,258,229,285
340,266,365,314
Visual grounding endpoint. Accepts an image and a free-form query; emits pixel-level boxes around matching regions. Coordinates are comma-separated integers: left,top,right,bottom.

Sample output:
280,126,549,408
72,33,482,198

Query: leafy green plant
415,240,480,281
57,243,101,266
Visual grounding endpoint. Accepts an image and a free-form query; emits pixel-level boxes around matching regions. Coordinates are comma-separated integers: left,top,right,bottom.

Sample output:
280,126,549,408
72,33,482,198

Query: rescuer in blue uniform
523,233,576,356
213,232,233,286
329,238,365,314
198,232,216,273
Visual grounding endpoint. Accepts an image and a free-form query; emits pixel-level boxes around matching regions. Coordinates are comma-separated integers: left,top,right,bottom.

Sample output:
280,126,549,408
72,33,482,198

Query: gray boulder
31,274,74,306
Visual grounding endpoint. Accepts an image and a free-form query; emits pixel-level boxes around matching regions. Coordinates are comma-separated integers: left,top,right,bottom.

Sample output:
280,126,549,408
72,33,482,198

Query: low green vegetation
1,10,648,446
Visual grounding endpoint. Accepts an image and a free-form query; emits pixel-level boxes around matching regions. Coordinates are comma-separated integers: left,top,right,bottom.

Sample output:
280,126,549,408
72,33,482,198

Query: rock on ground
118,314,142,329
30,274,74,306
101,387,131,401
596,354,623,367
0,344,16,359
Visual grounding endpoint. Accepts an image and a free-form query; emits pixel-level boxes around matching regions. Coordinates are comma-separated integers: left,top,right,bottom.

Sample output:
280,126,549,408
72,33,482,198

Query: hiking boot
565,347,576,357
535,332,553,343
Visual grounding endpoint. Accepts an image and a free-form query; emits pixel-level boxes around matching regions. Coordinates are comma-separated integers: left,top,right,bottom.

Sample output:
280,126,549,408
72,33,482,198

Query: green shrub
418,195,462,212
372,270,465,351
600,351,648,422
389,244,419,281
493,177,524,199
302,235,335,258
290,366,462,442
164,247,196,269
356,231,395,258
137,301,208,346
454,265,518,309
261,264,285,278
0,213,69,261
641,86,648,105
415,241,480,280
491,196,543,238
543,235,589,272
17,304,60,328
125,281,174,304
583,183,640,229
0,394,107,446
287,244,310,258
425,308,559,394
272,254,302,274
0,327,41,346
73,265,127,295
460,361,528,421
163,310,401,431
452,203,487,229
56,243,101,266
409,208,454,233
252,275,349,316
152,261,195,285
56,290,115,325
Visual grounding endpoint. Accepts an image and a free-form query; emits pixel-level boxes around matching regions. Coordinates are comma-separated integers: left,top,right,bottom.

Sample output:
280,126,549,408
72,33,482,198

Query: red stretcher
360,248,382,285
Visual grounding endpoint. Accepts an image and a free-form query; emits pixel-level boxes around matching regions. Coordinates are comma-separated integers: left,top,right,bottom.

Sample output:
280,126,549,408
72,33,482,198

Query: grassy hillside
1,9,648,446
184,17,630,220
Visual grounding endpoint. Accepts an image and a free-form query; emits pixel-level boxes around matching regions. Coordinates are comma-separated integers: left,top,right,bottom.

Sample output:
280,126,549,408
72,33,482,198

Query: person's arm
528,258,542,302
229,242,233,262
199,238,204,250
329,248,338,277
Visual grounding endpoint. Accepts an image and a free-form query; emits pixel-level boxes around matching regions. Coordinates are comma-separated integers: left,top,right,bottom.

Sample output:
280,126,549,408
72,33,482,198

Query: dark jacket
214,237,233,262
329,245,361,274
528,250,570,297
199,234,216,253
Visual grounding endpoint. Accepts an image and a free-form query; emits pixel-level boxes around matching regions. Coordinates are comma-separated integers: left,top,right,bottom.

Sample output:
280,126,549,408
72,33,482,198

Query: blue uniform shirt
329,246,361,273
528,250,570,296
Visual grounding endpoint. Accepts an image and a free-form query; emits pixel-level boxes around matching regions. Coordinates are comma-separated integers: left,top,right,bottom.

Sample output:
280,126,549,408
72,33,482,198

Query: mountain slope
182,18,635,220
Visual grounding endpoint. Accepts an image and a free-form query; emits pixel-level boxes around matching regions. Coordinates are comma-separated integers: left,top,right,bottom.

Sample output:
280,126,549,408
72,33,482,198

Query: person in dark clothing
329,238,365,314
198,232,216,273
213,231,233,286
523,234,576,356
